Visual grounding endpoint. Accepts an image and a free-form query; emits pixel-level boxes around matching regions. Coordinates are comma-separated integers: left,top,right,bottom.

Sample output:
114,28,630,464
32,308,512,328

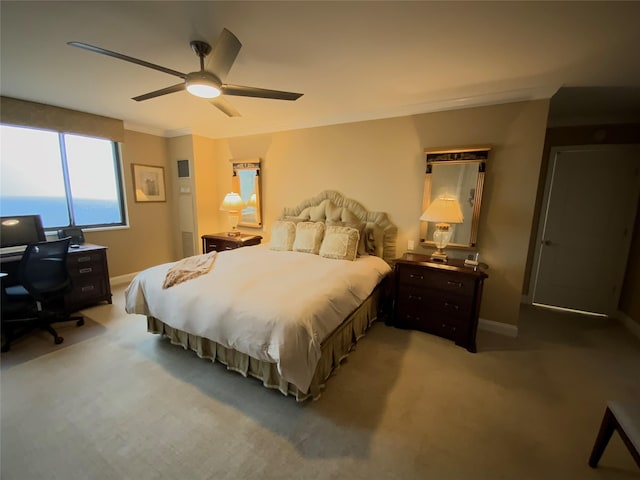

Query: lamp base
430,249,448,262
227,230,241,237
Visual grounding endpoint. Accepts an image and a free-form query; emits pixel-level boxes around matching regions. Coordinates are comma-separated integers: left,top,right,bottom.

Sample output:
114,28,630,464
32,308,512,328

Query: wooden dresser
201,233,262,253
65,244,112,312
393,252,488,352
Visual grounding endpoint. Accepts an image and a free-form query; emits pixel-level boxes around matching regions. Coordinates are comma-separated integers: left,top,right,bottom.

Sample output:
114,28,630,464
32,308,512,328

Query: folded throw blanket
162,252,217,289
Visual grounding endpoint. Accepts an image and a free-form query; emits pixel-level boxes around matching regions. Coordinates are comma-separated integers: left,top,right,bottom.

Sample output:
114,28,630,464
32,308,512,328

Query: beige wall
192,135,218,250
210,100,550,327
167,135,196,258
165,135,218,257
85,130,175,277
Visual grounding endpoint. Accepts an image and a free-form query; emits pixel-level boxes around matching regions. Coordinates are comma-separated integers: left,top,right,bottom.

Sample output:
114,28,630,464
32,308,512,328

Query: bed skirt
146,284,384,402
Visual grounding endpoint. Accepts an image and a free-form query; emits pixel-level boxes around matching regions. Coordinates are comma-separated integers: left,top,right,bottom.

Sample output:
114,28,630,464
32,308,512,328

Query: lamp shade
220,192,245,212
420,197,464,224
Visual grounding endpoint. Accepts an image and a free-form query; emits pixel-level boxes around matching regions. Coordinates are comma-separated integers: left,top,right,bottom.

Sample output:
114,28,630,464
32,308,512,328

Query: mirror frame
420,145,490,249
231,158,262,228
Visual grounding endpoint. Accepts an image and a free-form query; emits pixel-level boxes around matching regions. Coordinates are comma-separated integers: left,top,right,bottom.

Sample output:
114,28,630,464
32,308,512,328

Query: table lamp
219,192,245,236
420,196,464,262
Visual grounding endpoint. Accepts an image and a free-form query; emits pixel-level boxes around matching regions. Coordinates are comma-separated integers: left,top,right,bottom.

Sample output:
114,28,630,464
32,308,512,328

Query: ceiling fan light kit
68,28,302,117
185,71,221,98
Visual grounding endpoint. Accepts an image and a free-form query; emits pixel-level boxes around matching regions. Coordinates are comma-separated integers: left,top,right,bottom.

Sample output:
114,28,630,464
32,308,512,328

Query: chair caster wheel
54,336,64,345
77,319,84,327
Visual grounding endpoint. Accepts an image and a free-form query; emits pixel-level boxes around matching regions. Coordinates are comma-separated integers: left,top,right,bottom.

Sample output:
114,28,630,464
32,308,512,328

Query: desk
1,243,112,312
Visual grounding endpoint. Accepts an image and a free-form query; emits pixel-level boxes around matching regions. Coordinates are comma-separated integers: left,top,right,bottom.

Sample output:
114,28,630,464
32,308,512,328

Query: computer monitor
0,214,46,248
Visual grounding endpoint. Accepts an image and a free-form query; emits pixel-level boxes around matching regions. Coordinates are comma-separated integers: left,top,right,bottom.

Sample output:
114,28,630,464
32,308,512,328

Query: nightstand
393,252,488,352
201,233,262,253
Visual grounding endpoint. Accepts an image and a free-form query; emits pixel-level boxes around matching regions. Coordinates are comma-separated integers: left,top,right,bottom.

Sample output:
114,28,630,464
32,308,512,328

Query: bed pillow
292,222,325,254
326,220,367,256
270,221,296,251
319,226,360,261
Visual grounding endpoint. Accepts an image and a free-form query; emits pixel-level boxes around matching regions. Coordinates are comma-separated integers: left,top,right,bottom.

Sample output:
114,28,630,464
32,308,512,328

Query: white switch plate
408,239,415,250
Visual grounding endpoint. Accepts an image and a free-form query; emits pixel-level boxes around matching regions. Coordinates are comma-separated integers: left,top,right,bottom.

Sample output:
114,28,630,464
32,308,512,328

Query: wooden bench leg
589,407,616,468
589,404,640,469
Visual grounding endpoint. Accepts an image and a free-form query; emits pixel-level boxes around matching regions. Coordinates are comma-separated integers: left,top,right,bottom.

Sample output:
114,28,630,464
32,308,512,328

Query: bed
125,190,397,401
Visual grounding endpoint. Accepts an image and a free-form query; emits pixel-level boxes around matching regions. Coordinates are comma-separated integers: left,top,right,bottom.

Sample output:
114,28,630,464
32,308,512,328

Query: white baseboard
110,272,139,286
478,317,518,337
617,311,640,341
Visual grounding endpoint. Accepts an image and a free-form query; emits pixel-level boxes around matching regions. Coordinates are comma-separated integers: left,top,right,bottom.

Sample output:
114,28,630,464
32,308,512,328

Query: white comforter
125,244,391,392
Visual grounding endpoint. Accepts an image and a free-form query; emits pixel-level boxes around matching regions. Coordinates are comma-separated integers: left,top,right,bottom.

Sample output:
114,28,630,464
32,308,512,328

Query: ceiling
2,1,640,140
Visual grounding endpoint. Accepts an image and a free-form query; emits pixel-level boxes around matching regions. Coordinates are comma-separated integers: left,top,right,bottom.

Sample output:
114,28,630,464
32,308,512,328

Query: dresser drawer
395,307,458,341
397,264,476,297
397,285,473,319
204,238,238,252
392,254,487,352
202,234,262,253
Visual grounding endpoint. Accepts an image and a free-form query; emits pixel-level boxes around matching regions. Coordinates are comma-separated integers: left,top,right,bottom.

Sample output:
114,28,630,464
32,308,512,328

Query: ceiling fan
68,28,303,117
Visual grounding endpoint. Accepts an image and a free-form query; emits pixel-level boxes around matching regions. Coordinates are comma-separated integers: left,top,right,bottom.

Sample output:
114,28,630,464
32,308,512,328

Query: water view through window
0,125,125,229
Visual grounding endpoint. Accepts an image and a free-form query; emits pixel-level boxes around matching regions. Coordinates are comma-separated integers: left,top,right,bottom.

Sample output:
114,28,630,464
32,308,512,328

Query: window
0,124,126,230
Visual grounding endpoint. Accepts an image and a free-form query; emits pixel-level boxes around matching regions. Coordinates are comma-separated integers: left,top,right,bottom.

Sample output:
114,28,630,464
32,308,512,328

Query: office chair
1,237,84,352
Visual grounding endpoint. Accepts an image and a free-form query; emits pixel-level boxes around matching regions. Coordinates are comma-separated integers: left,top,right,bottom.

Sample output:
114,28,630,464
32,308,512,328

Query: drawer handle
408,294,423,301
447,280,463,288
225,246,234,250
444,301,460,310
81,285,95,292
79,268,93,274
77,256,92,263
409,273,424,280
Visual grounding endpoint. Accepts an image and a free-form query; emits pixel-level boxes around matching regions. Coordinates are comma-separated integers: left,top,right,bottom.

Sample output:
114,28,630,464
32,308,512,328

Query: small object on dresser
464,252,479,267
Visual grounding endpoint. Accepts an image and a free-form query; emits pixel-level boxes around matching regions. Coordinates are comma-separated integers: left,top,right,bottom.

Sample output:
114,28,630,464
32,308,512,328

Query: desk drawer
68,276,108,306
68,262,105,278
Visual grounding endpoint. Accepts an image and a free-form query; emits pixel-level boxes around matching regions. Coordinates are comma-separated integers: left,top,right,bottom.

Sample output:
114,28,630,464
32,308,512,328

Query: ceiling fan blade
67,41,187,79
132,83,186,102
206,28,242,81
210,97,241,117
221,84,303,101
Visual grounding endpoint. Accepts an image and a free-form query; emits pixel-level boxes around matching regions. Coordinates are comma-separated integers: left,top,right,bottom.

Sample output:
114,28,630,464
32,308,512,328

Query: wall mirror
231,159,262,228
420,146,489,249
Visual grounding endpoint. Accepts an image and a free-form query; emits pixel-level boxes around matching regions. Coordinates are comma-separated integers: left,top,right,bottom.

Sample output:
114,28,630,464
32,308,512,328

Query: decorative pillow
326,220,367,256
292,222,325,254
269,221,296,251
364,222,385,257
319,226,360,261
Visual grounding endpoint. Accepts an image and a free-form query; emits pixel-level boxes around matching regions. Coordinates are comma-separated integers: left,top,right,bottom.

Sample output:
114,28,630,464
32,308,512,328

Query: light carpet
1,284,639,479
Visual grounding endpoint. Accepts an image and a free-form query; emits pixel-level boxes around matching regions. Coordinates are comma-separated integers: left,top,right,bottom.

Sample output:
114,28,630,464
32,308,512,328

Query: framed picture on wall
132,164,166,202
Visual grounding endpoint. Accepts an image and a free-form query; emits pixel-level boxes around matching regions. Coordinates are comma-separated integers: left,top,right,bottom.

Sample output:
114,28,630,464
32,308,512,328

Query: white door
532,145,640,316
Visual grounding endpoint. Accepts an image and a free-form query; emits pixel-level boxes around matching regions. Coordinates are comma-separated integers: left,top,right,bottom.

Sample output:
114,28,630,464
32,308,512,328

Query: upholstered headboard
281,190,398,264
